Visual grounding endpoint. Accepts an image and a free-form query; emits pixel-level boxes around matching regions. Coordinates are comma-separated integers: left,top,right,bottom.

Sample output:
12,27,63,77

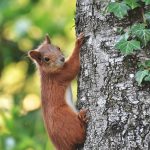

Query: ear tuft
45,34,51,44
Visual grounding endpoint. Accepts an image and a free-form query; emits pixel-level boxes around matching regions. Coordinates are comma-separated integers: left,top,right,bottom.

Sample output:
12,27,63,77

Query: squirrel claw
78,109,88,124
76,32,84,47
78,32,84,39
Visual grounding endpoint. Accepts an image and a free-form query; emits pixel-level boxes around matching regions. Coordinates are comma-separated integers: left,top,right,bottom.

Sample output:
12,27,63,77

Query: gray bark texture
75,0,150,150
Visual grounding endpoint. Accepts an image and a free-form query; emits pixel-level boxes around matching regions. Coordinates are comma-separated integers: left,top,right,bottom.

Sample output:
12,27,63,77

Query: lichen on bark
75,0,150,150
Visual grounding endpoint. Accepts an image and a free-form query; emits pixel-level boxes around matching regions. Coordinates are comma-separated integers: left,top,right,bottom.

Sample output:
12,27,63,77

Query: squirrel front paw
76,32,84,48
78,109,88,125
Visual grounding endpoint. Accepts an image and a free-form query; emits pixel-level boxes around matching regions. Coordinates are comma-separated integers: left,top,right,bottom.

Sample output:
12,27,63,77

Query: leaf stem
141,7,147,26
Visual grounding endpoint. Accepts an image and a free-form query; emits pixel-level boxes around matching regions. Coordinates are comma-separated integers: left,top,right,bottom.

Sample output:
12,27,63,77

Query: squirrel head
28,34,65,73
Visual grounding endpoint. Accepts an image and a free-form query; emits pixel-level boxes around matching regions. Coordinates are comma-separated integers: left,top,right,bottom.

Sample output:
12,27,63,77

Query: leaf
125,0,140,9
123,32,130,40
145,12,150,22
131,23,150,46
137,62,145,69
143,0,150,5
144,60,150,67
107,2,130,19
144,74,150,81
115,39,141,55
138,60,150,70
135,70,149,85
116,27,124,34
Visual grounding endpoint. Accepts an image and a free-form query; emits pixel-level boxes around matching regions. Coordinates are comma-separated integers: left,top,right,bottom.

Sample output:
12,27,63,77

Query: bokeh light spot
23,94,41,112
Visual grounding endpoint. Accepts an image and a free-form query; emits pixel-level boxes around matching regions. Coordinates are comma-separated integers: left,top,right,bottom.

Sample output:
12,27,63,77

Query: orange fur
28,33,87,150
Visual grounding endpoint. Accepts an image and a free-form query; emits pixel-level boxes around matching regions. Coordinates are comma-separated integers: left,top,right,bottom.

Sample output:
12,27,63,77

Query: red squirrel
28,33,88,150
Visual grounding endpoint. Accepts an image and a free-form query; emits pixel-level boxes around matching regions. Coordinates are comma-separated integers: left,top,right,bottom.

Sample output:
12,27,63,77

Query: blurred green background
0,0,76,149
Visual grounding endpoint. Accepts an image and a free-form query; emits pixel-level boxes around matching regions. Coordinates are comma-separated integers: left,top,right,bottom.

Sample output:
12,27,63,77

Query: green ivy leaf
125,0,140,9
135,70,149,85
131,23,150,46
144,60,150,67
145,12,150,22
138,60,150,69
144,74,150,81
116,27,124,34
143,0,150,5
115,38,141,55
107,2,130,19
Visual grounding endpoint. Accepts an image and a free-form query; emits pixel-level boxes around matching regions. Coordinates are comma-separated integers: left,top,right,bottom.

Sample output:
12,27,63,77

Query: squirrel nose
60,57,65,62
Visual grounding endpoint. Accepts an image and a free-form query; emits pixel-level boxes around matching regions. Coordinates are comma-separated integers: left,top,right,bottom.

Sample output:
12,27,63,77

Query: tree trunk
75,0,150,150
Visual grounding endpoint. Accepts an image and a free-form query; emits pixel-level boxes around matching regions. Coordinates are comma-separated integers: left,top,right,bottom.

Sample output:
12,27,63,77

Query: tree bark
75,0,150,150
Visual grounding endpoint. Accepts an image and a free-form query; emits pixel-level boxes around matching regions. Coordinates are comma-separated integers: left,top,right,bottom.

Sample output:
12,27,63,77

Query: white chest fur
65,84,77,112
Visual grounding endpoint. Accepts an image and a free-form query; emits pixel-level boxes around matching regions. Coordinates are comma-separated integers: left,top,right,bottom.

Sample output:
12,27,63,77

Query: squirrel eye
56,46,60,50
44,57,50,62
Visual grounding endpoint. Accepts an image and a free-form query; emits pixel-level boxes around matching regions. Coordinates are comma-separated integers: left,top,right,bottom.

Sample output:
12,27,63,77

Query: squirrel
28,33,88,150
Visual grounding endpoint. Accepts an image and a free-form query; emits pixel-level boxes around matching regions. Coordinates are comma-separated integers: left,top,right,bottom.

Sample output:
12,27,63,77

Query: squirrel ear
44,34,51,44
28,50,41,62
